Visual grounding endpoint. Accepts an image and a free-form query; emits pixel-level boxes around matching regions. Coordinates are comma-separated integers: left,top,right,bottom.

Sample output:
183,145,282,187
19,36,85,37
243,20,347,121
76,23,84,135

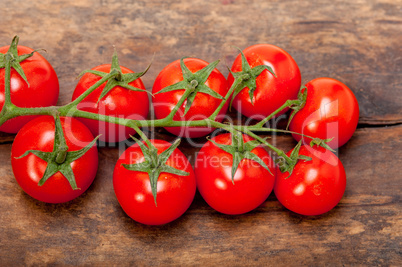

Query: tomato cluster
1,38,359,225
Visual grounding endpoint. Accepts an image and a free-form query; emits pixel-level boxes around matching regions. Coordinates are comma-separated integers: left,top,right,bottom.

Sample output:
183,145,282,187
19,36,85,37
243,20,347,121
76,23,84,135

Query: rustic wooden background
0,0,401,265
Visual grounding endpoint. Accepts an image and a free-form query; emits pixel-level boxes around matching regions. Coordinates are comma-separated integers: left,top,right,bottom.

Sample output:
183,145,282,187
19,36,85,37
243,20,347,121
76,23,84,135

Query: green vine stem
0,53,16,126
0,36,334,176
3,53,12,105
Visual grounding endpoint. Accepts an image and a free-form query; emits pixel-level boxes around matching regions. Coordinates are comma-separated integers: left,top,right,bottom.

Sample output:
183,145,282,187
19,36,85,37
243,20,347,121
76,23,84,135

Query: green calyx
286,85,308,129
0,36,43,86
122,137,190,206
276,140,312,178
310,138,335,152
0,36,46,125
78,48,152,103
15,115,100,190
208,131,272,184
155,57,224,116
229,46,276,109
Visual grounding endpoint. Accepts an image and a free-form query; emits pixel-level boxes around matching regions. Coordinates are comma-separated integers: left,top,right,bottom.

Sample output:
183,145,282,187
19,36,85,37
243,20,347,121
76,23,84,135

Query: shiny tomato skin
11,116,98,203
152,58,228,138
72,64,149,143
113,139,196,225
195,133,276,215
0,46,59,133
274,145,346,216
289,77,359,149
227,44,301,120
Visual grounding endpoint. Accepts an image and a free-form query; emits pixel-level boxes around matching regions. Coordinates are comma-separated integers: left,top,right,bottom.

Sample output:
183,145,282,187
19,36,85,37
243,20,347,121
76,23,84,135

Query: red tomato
72,64,149,143
289,78,359,149
274,145,346,216
195,133,276,215
11,116,98,203
113,139,196,225
0,46,59,133
227,44,301,120
152,58,228,138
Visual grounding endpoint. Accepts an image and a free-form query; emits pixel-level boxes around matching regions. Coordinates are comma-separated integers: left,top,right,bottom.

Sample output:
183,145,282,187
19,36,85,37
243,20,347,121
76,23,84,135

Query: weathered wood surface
0,0,401,265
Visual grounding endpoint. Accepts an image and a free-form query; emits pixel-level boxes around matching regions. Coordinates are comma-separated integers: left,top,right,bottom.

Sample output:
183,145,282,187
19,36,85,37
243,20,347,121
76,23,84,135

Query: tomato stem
3,53,13,105
254,99,299,128
69,70,121,107
165,85,193,121
55,146,68,164
208,75,241,120
0,36,333,176
189,79,198,90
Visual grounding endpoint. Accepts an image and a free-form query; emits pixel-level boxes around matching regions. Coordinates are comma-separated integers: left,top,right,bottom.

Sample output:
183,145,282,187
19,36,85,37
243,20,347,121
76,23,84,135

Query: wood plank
0,125,400,265
0,0,401,265
0,0,401,125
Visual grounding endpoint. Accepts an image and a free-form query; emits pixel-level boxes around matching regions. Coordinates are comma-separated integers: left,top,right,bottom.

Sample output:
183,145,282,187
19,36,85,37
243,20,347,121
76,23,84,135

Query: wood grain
0,0,401,125
0,0,401,265
0,126,401,265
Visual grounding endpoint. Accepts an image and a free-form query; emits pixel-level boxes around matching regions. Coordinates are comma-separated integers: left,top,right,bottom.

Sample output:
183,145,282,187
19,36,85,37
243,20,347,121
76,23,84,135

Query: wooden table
0,0,401,265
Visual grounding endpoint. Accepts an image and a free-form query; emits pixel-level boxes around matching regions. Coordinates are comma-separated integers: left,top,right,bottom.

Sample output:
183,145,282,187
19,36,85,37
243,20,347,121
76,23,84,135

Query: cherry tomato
289,77,359,149
274,145,346,216
11,116,98,203
227,44,301,120
72,64,149,143
195,133,276,215
0,46,59,133
152,58,228,138
113,139,196,225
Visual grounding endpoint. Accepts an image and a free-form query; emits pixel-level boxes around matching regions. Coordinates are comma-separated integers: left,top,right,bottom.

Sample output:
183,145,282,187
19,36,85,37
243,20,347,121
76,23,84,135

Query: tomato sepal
0,36,45,86
15,115,100,190
0,36,45,122
207,131,272,182
286,85,308,129
276,140,312,178
229,47,276,108
154,57,224,116
310,137,336,152
122,136,189,206
77,48,152,104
